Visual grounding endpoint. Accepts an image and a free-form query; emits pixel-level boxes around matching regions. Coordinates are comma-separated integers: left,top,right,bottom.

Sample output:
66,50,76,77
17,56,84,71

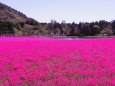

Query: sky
0,0,115,23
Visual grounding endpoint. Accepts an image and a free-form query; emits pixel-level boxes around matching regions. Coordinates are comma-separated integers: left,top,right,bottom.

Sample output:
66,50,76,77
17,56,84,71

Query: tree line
0,19,115,36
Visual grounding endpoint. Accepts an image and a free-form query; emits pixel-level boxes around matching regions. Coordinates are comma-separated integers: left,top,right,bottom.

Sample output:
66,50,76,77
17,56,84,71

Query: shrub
101,29,113,36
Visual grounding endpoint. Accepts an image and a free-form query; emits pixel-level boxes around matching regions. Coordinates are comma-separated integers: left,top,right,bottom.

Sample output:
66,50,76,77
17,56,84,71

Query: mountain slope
0,2,28,22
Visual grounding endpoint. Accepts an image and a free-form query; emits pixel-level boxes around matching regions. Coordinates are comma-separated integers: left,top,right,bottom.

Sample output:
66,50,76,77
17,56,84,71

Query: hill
0,2,28,22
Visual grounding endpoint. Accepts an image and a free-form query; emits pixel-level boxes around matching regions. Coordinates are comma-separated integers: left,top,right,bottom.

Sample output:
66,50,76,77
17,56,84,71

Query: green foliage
33,23,48,35
0,19,114,37
53,28,61,34
61,20,70,34
112,20,115,34
101,29,113,36
0,21,15,36
13,27,22,36
22,24,34,36
26,18,38,25
34,23,42,30
15,23,22,31
38,27,48,34
90,25,100,35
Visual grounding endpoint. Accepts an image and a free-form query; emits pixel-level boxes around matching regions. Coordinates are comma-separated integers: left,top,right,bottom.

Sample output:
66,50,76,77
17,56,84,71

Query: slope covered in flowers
0,37,115,86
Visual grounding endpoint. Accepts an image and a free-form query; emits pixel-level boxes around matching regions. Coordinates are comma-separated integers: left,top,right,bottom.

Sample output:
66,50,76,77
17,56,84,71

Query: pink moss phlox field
0,37,115,86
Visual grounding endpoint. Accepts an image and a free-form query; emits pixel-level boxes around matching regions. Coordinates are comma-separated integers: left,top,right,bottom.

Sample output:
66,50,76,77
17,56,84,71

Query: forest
0,19,115,37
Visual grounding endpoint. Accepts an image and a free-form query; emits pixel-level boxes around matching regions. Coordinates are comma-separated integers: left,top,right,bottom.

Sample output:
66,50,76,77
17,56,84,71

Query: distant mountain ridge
0,2,29,22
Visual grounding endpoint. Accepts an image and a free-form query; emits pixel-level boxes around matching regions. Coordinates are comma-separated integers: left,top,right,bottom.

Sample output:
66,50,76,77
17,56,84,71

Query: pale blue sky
0,0,115,23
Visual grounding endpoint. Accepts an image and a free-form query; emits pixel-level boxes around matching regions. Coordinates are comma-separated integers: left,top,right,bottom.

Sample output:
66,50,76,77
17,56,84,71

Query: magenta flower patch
0,37,115,85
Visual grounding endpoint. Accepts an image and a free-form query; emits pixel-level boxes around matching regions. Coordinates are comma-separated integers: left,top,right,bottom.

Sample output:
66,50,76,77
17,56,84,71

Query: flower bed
0,38,115,85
